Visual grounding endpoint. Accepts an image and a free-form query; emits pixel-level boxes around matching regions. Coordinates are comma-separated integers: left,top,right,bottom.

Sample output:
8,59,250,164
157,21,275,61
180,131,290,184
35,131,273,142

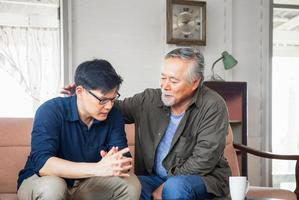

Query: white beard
161,92,175,107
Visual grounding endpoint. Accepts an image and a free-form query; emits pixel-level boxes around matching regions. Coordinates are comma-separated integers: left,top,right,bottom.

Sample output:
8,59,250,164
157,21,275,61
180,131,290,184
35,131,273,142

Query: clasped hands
94,147,132,177
99,147,164,199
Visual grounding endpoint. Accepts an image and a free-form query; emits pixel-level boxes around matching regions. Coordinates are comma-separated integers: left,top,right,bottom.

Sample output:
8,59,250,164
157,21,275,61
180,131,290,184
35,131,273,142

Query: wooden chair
224,125,299,200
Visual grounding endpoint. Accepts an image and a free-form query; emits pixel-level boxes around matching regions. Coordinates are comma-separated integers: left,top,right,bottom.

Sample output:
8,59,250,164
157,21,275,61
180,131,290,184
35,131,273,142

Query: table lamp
210,51,238,81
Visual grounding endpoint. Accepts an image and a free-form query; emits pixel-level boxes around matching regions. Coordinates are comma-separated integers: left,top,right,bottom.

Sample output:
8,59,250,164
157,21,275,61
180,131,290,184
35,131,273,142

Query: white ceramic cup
229,176,250,200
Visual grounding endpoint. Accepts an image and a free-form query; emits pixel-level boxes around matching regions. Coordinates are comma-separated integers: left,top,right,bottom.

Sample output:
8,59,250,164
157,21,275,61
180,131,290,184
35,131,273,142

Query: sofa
0,118,32,200
0,118,298,200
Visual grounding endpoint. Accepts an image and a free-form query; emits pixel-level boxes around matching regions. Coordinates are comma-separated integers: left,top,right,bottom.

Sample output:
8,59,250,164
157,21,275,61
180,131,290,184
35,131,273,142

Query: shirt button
158,132,161,136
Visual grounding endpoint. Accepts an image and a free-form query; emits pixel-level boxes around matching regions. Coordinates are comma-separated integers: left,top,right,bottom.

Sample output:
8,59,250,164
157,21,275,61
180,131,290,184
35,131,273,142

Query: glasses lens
99,99,109,105
98,93,120,105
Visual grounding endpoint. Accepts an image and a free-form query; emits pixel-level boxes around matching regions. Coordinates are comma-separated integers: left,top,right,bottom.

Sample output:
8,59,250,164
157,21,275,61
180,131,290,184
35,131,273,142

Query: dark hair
165,47,205,83
74,59,123,94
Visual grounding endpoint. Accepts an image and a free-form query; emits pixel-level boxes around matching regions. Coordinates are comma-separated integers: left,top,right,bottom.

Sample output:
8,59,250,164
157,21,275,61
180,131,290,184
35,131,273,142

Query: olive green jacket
115,85,231,197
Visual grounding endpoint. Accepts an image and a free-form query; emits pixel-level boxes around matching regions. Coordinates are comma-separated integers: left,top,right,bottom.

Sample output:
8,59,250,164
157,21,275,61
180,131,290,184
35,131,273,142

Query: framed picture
166,0,206,46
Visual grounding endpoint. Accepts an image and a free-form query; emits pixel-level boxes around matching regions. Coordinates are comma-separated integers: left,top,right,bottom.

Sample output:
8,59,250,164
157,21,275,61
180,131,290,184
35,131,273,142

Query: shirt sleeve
168,99,229,176
29,101,61,175
115,91,145,124
105,108,131,157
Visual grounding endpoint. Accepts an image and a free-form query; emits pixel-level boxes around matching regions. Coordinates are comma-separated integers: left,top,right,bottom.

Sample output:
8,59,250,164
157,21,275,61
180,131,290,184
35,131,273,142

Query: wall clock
167,0,206,45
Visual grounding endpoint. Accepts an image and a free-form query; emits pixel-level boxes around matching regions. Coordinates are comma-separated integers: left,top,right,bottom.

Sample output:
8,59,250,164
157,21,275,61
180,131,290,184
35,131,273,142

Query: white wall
71,0,165,97
70,0,271,186
70,0,235,97
231,0,271,186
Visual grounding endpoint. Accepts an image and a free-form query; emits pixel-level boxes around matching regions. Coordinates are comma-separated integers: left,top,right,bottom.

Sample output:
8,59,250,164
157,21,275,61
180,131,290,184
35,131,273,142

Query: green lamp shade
210,51,238,81
222,51,238,70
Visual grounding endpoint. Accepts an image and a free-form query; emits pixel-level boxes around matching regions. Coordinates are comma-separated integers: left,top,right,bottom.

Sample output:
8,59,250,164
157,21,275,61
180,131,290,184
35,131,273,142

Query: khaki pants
17,173,141,200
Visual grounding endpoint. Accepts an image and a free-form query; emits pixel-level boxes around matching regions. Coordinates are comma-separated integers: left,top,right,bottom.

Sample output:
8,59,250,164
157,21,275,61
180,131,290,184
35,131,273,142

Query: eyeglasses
87,90,120,105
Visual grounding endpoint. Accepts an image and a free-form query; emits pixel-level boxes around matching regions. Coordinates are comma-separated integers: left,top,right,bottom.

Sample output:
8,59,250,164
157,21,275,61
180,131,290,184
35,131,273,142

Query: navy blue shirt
17,95,129,189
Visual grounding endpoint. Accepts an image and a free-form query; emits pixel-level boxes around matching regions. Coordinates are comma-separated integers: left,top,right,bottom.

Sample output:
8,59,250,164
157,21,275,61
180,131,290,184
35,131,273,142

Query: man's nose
104,100,113,110
161,79,170,90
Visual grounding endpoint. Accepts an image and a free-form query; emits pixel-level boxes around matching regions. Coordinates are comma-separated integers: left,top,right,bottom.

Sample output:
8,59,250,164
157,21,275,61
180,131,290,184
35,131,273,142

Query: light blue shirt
154,112,184,178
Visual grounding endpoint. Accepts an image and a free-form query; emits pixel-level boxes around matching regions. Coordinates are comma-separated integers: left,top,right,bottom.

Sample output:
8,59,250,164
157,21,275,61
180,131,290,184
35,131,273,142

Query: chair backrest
224,125,298,200
224,125,240,176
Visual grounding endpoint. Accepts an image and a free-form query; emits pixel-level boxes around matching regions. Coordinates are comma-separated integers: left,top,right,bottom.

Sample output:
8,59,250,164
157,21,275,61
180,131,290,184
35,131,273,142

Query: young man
63,48,231,199
17,59,141,200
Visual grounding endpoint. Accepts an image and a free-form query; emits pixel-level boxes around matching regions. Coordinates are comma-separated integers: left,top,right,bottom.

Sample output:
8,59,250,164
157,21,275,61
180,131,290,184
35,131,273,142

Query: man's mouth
163,94,172,97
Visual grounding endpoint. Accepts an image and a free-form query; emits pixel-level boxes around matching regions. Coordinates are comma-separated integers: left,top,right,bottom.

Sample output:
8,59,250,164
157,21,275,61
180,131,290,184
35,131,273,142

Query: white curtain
0,26,61,107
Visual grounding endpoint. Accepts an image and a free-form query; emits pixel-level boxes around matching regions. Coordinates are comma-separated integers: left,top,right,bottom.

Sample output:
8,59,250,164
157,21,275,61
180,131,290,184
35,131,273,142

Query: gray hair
165,47,205,84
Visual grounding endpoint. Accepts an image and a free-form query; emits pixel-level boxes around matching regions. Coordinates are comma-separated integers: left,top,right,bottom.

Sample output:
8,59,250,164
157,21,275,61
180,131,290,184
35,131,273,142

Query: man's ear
192,78,201,91
75,85,84,96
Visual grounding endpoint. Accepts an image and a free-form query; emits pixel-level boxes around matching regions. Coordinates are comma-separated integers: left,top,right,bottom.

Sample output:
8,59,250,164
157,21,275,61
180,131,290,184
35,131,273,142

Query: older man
62,48,230,199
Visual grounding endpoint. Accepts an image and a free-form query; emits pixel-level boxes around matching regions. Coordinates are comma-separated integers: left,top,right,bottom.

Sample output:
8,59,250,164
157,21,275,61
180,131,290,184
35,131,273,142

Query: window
272,1,299,190
0,0,62,117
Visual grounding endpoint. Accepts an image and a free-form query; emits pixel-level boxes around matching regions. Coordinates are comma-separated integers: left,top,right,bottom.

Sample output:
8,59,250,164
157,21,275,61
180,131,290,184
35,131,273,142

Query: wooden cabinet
203,81,248,176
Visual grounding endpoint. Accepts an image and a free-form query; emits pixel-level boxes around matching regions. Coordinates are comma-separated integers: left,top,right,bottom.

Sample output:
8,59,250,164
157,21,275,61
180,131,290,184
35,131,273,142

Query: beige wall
69,0,271,186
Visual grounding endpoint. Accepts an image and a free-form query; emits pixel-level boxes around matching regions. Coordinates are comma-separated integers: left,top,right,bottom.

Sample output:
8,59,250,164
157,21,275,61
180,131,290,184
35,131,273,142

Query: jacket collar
189,84,205,109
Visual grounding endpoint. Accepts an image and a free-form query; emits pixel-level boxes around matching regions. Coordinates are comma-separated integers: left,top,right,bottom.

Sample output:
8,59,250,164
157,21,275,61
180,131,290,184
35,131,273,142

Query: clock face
166,0,206,45
172,4,202,40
